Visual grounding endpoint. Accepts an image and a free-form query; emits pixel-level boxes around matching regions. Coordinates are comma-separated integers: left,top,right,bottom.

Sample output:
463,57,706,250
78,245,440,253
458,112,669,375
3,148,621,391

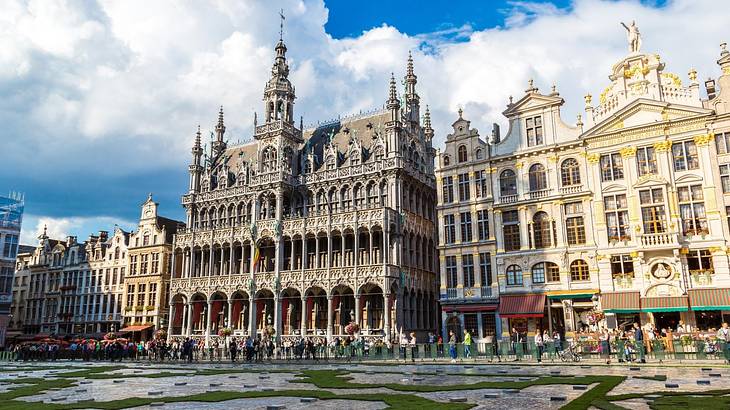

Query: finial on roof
508,95,513,105
407,51,414,76
424,105,432,129
721,42,728,56
526,78,538,93
279,8,285,41
389,73,397,100
457,106,463,119
550,84,558,95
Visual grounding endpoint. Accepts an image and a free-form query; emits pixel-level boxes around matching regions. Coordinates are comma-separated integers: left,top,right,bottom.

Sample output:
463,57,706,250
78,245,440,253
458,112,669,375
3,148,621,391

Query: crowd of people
6,322,730,364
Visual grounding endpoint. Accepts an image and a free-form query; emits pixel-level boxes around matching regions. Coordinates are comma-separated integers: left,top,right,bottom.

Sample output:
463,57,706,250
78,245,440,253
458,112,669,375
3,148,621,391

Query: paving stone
113,380,124,384
174,382,187,386
550,371,561,374
148,391,163,396
244,384,257,388
413,377,424,381
580,366,591,369
206,390,219,393
665,383,679,388
709,373,722,377
519,377,532,381
449,397,467,403
266,406,286,410
701,368,712,371
50,397,67,402
504,389,520,394
400,378,409,382
79,381,92,385
464,365,473,369
484,393,500,398
259,375,270,379
573,385,587,390
300,398,317,403
646,395,661,399
697,380,711,385
365,371,374,374
75,389,86,393
262,388,274,392
550,396,567,401
630,367,640,371
209,383,222,387
497,370,508,374
228,375,238,379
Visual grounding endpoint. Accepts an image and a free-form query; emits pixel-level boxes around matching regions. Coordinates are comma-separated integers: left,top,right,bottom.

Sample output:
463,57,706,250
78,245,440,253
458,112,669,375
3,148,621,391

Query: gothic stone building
437,36,730,340
168,35,439,345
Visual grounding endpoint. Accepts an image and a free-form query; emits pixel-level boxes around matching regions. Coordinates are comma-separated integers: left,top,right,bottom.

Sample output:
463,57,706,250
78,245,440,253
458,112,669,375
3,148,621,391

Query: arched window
328,188,338,212
528,163,547,191
379,180,388,206
340,186,351,210
457,145,468,163
304,159,313,174
506,265,523,286
560,158,581,186
316,190,327,213
261,147,277,173
531,263,546,284
570,259,590,281
325,154,336,170
532,211,552,248
353,184,364,208
499,170,517,197
443,155,450,166
366,181,377,206
475,148,483,160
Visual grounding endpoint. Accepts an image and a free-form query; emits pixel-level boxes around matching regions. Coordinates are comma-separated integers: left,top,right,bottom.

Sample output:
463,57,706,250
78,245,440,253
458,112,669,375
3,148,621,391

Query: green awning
548,293,594,300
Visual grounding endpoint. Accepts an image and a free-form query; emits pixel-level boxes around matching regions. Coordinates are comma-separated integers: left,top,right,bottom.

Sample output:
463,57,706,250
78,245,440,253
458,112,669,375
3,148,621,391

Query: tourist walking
534,330,543,363
448,330,457,363
463,329,472,359
717,322,730,363
229,338,238,362
633,322,646,363
490,335,501,362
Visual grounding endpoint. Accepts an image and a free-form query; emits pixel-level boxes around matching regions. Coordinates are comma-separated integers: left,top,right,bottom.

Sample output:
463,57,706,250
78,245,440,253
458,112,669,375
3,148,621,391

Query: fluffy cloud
3,0,730,244
21,214,136,245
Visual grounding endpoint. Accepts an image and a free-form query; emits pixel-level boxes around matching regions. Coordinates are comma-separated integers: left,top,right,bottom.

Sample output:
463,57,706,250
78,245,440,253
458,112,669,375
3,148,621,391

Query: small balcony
528,189,550,200
639,232,678,247
559,185,582,195
500,194,518,204
613,274,634,290
446,288,457,299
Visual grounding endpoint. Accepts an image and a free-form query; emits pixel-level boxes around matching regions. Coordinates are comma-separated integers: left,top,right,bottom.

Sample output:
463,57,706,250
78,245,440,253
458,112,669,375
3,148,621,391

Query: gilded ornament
653,140,672,152
661,73,682,87
584,94,592,106
586,153,600,164
693,133,715,146
547,155,559,163
620,146,637,158
515,161,524,169
688,68,697,82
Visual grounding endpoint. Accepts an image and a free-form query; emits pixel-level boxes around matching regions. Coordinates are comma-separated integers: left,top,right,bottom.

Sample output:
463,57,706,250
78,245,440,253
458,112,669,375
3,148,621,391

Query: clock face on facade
144,209,153,217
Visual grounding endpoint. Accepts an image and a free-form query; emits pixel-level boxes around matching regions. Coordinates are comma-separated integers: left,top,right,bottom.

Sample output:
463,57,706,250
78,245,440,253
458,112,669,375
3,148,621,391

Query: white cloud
2,0,730,227
20,214,136,246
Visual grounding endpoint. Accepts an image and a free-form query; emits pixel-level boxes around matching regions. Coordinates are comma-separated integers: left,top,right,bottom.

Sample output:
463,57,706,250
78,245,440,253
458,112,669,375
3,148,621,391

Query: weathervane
279,9,285,40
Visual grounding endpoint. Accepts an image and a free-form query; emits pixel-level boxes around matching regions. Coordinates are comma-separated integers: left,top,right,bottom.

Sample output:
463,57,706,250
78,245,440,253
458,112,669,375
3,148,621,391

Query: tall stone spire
423,105,434,142
404,51,420,123
212,106,226,157
189,125,203,193
387,73,400,123
262,11,296,127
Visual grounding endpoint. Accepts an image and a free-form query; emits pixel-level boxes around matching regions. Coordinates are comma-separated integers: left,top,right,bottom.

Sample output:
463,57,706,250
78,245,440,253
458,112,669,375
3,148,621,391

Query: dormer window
526,115,543,146
443,155,450,166
475,149,483,160
457,145,468,163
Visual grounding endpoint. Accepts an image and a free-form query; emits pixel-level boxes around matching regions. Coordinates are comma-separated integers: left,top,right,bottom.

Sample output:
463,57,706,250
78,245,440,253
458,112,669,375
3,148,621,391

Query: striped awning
689,288,730,311
641,296,689,312
499,294,545,318
547,289,599,300
600,292,640,313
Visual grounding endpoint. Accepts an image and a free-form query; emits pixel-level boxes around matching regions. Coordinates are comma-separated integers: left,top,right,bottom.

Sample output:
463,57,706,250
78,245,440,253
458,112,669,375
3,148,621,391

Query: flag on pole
252,241,261,273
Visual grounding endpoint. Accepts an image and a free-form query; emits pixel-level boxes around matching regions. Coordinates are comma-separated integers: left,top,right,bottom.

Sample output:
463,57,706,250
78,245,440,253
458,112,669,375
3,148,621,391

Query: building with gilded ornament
167,31,439,345
437,31,730,340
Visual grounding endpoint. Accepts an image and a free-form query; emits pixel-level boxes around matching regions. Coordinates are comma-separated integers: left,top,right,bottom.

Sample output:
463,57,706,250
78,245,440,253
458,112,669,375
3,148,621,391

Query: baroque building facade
437,33,730,340
168,33,439,345
83,228,128,335
121,196,182,340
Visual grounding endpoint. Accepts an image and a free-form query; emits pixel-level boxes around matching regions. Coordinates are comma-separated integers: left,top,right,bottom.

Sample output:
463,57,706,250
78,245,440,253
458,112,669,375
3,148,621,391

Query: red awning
499,294,546,318
119,325,153,332
443,304,498,313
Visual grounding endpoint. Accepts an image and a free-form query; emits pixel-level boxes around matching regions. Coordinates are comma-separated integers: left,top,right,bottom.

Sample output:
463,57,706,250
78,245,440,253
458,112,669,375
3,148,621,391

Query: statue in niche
313,301,320,329
364,299,370,329
621,21,642,53
287,303,294,331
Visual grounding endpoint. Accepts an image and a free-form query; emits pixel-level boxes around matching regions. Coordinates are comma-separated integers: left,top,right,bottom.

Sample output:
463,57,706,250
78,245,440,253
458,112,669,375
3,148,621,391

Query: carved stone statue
363,300,370,328
287,303,294,330
621,21,641,53
349,308,355,323
313,301,320,328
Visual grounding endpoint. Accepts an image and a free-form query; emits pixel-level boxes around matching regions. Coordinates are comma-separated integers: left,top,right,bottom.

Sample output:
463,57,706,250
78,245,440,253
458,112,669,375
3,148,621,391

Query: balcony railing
559,185,582,194
446,288,457,299
639,232,677,247
528,189,550,200
500,194,518,204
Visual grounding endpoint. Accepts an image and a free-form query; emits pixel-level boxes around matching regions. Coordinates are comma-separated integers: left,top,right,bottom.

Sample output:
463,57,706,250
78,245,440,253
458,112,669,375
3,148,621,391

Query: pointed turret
212,106,226,157
387,73,400,122
423,105,434,142
189,125,203,193
404,52,420,124
261,10,296,128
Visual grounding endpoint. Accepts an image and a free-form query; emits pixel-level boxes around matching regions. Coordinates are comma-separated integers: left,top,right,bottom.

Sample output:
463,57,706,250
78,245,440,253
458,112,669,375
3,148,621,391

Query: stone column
300,296,307,336
167,302,175,340
273,294,281,340
205,300,212,347
186,302,193,336
290,239,295,270
301,238,307,272
248,298,256,337
326,295,334,343
369,230,373,265
383,293,391,339
354,294,361,327
227,298,233,328
315,236,320,268
229,244,234,275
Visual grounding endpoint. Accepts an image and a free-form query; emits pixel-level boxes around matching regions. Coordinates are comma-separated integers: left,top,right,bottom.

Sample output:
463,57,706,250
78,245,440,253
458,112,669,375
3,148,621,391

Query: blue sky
0,0,724,245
